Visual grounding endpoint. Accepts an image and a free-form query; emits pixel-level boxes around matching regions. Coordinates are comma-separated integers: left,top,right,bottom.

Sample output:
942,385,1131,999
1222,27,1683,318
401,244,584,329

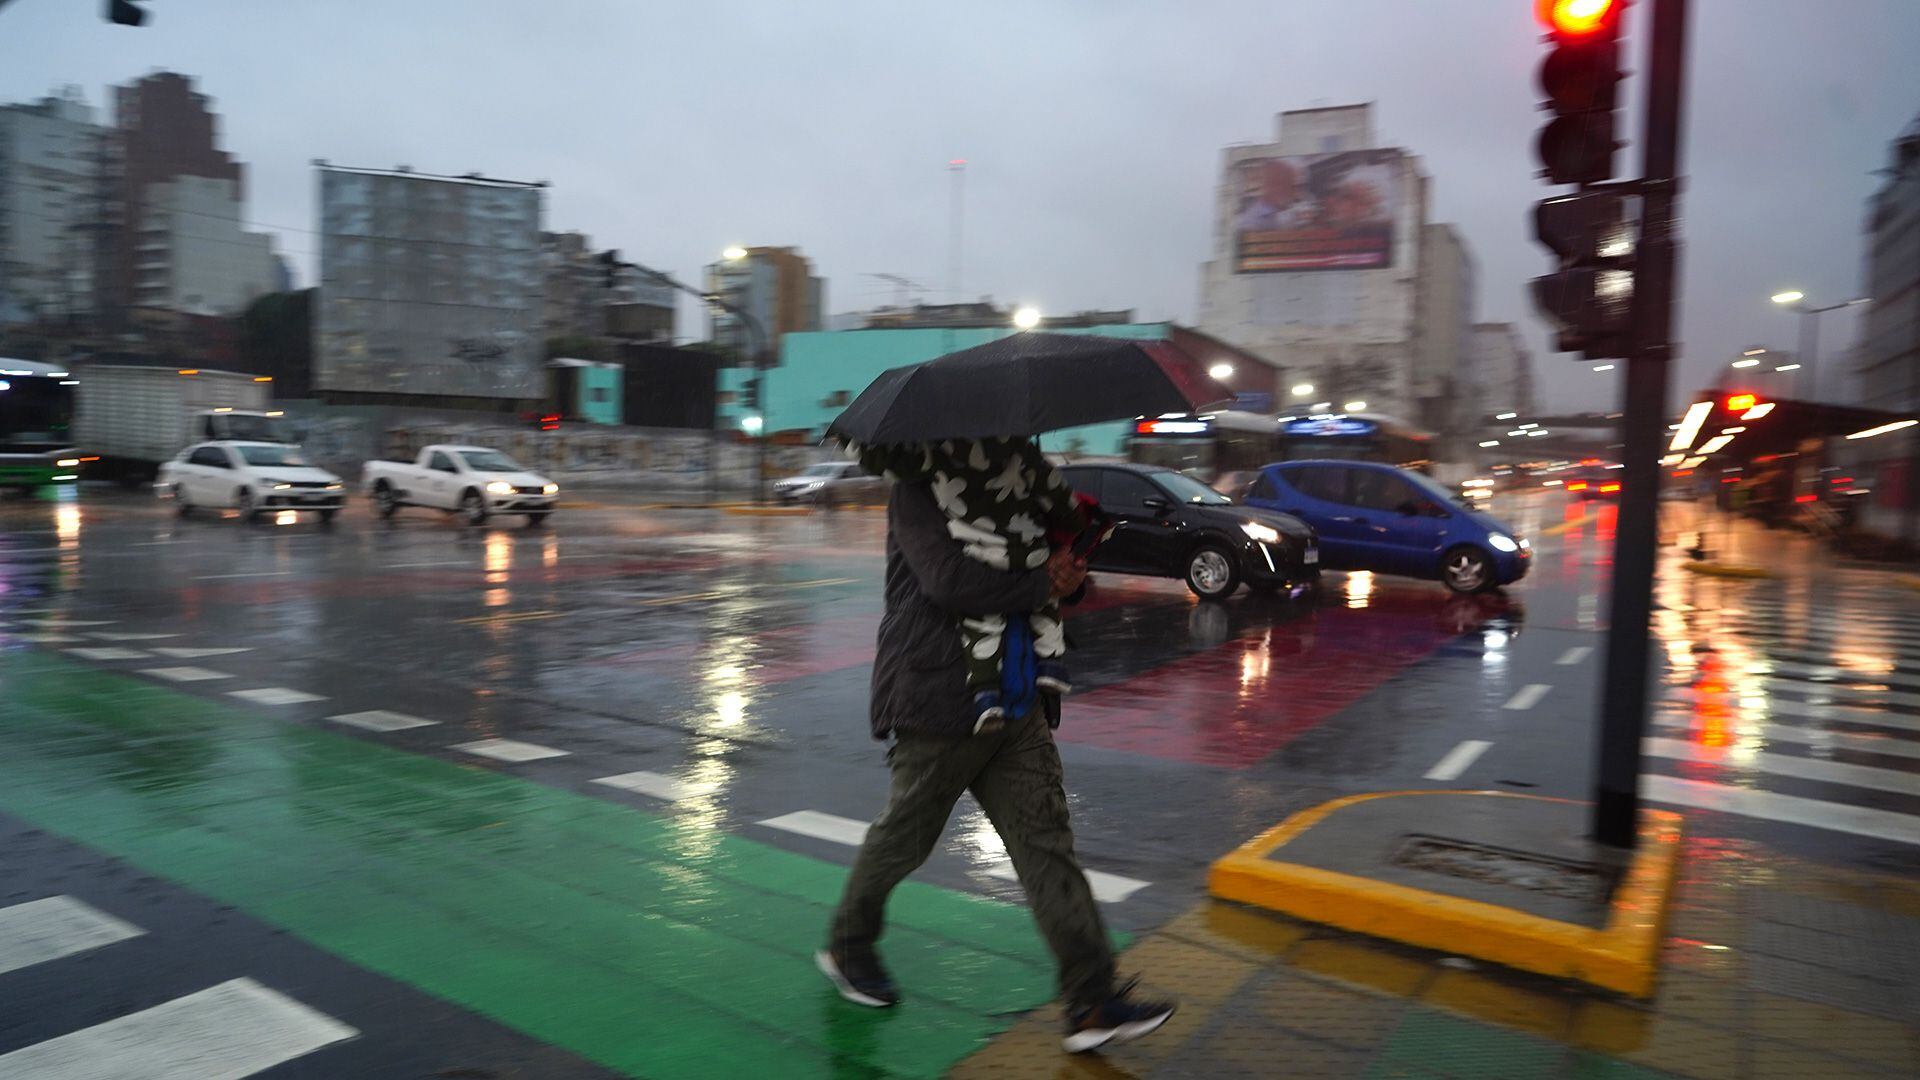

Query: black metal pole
1593,0,1689,848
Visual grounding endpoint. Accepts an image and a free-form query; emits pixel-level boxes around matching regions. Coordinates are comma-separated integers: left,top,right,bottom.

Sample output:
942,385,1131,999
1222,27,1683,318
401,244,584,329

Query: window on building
822,390,851,408
1321,135,1344,152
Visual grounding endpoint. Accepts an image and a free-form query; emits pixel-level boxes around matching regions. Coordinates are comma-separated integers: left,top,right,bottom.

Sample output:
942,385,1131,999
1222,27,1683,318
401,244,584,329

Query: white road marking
0,896,145,977
982,862,1151,904
8,633,82,644
229,687,326,706
452,738,569,763
139,666,232,682
1503,684,1552,711
194,570,294,580
151,646,254,659
88,631,180,641
756,810,869,846
28,619,115,627
1725,693,1920,733
1761,679,1920,710
382,560,475,569
1756,660,1920,691
592,771,715,802
1424,740,1494,781
329,710,436,732
1644,737,1920,798
1643,774,1920,848
0,977,357,1080
1747,721,1920,762
65,647,152,661
1555,646,1593,666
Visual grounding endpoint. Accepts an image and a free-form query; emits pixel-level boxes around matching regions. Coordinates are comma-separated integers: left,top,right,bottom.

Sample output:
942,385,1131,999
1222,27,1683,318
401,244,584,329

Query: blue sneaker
972,691,1006,734
1036,662,1072,695
1063,978,1176,1053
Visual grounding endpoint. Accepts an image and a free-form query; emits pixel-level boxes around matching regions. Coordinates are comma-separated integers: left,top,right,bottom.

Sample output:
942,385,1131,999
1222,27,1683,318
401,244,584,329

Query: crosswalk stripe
983,862,1151,903
1656,717,1920,762
328,710,436,732
592,770,715,802
64,647,151,661
0,896,145,977
229,688,326,706
452,738,569,763
0,977,357,1080
1643,774,1920,847
87,632,179,641
139,666,231,682
150,647,253,659
1644,737,1920,797
757,810,868,846
1730,694,1920,733
1755,661,1920,691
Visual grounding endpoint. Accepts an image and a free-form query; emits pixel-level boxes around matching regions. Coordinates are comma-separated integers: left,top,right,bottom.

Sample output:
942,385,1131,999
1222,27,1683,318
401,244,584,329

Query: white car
361,444,558,526
771,461,887,505
158,441,347,522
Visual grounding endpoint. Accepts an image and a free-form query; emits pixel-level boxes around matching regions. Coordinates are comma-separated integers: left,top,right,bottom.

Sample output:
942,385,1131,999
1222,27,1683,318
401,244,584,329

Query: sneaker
816,948,900,1008
1036,663,1073,696
1062,978,1176,1053
971,691,1006,734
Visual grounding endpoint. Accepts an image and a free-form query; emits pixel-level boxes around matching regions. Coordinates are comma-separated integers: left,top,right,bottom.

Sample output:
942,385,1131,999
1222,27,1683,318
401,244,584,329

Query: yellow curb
1207,791,1683,999
1680,561,1775,579
1539,513,1599,537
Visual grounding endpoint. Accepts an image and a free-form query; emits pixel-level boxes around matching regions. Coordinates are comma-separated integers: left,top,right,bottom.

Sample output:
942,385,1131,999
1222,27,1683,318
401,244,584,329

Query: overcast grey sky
4,0,1914,413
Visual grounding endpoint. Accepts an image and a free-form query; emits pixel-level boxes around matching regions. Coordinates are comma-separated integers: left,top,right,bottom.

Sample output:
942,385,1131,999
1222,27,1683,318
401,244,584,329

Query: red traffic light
1726,394,1757,412
1537,0,1621,37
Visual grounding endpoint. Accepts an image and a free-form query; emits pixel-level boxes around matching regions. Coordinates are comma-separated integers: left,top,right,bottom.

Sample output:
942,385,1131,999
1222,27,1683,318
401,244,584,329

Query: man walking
817,472,1176,1054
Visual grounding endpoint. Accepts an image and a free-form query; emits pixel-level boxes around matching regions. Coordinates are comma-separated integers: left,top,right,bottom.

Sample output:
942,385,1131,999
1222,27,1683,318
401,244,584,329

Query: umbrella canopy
826,332,1233,445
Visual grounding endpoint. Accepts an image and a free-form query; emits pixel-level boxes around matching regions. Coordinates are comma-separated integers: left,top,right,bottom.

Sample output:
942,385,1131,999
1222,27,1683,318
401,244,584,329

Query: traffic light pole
1593,0,1689,848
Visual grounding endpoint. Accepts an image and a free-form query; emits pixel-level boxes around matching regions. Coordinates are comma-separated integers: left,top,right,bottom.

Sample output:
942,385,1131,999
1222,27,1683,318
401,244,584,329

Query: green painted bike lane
0,651,1096,1078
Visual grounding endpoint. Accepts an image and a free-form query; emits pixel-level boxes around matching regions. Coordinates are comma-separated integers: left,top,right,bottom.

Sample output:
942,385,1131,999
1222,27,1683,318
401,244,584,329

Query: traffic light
596,250,620,289
1531,191,1633,357
106,1,147,26
1534,0,1628,186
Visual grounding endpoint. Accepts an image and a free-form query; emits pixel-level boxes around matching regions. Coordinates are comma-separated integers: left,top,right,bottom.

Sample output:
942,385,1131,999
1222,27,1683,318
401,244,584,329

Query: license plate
1304,548,1319,565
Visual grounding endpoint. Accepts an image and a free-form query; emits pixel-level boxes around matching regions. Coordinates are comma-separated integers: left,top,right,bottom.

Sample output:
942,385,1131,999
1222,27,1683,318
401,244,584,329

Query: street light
1012,306,1041,330
722,246,748,261
1730,357,1760,369
1495,412,1518,420
1291,383,1315,398
1769,290,1804,305
1593,363,1615,372
1343,400,1367,412
1209,363,1235,380
741,415,764,435
1769,290,1870,400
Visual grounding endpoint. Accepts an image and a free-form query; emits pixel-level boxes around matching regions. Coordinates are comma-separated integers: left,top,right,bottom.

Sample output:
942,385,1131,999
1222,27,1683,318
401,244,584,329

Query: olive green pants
829,709,1117,1008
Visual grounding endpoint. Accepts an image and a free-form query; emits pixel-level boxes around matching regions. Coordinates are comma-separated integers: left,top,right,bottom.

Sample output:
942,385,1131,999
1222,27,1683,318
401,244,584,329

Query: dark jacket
870,480,1052,740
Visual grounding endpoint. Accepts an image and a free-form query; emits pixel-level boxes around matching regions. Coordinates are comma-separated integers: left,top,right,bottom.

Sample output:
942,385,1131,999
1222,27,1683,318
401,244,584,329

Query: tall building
1856,113,1920,541
1196,104,1480,448
1471,323,1538,417
314,164,545,406
705,245,824,358
105,72,275,319
0,86,105,324
1416,224,1479,451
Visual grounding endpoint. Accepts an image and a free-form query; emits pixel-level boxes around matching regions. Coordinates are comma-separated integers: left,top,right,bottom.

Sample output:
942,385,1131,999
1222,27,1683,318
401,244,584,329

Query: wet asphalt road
3,485,1917,1076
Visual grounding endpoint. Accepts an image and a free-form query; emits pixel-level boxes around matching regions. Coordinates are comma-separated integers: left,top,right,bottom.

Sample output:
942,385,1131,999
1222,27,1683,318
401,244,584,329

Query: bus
1128,410,1434,489
0,359,80,493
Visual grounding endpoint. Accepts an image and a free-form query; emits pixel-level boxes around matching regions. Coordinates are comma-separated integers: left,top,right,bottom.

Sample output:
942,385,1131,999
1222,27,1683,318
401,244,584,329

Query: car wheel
374,481,399,520
235,488,258,523
1443,546,1494,594
174,484,192,517
525,512,549,527
461,489,489,526
319,509,338,525
1184,544,1240,599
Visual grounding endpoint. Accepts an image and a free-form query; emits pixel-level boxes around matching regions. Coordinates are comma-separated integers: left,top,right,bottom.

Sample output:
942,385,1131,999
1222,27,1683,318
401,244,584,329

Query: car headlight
1487,533,1519,553
325,483,343,492
1240,521,1281,544
486,481,514,495
272,483,292,491
56,458,80,468
542,482,558,495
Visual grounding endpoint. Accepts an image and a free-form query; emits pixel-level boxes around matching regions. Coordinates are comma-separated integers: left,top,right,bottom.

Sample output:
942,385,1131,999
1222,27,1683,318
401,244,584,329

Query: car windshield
458,450,522,472
800,463,843,478
1404,470,1474,508
1154,470,1233,505
236,445,310,467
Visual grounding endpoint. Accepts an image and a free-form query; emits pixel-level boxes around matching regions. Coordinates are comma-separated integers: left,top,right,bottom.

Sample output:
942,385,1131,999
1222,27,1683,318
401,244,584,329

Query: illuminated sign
1283,417,1378,437
1135,420,1209,435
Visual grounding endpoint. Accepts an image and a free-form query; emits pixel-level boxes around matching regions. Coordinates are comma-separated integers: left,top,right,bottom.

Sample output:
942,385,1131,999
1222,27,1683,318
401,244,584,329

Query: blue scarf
1000,617,1039,722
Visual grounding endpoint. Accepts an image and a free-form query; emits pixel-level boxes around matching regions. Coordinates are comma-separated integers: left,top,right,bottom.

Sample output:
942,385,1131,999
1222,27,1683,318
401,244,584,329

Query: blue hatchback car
1242,460,1530,593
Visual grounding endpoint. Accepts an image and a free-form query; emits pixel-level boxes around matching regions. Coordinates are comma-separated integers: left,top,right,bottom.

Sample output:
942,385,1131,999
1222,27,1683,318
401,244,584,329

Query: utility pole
948,159,966,301
1594,0,1690,847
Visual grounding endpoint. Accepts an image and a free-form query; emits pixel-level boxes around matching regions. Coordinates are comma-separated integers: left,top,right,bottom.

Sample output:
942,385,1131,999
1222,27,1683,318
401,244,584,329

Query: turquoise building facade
717,323,1175,456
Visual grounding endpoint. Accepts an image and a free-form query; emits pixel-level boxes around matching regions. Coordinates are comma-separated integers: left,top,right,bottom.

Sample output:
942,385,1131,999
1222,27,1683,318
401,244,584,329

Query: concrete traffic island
1209,791,1683,998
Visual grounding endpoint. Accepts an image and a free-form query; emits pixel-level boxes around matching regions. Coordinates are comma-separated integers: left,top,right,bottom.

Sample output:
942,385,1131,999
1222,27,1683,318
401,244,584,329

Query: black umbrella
825,333,1233,444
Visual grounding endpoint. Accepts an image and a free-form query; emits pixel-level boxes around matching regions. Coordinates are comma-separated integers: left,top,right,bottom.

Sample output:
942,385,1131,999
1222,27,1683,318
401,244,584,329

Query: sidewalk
956,837,1920,1078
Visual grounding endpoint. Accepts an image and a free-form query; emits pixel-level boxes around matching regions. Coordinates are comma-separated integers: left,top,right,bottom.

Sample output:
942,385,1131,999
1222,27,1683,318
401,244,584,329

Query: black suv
1058,463,1317,599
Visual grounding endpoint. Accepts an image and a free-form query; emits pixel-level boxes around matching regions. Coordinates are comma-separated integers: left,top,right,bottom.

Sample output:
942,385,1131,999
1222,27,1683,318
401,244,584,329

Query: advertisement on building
315,167,545,399
1231,149,1401,273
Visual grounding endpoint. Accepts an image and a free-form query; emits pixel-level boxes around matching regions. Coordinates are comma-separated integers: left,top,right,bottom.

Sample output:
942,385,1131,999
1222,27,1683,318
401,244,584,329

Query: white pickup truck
362,445,558,526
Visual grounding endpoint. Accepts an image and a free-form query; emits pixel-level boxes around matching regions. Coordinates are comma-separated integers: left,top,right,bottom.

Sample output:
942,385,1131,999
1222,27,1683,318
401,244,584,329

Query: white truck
73,365,286,480
362,444,558,526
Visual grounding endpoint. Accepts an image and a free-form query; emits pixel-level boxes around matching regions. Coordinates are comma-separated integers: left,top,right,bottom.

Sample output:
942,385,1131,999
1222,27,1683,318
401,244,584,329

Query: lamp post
1770,291,1870,401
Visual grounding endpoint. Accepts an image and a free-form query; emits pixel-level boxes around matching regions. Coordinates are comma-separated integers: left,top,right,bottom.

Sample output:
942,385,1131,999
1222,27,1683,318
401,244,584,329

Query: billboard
316,167,544,399
1231,149,1401,273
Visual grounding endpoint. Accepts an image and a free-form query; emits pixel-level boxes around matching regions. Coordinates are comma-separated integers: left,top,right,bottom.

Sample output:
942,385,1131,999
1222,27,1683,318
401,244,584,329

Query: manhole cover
1391,835,1621,903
